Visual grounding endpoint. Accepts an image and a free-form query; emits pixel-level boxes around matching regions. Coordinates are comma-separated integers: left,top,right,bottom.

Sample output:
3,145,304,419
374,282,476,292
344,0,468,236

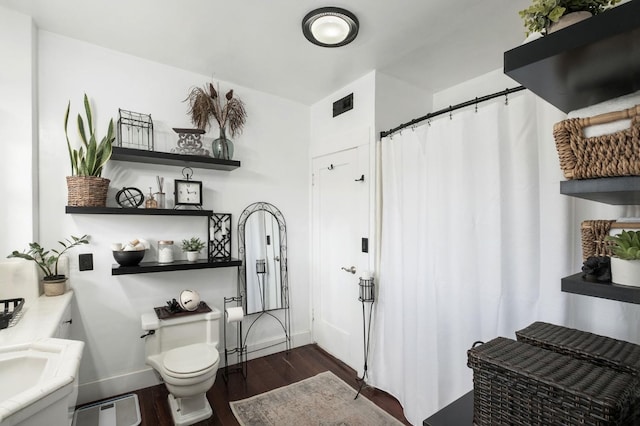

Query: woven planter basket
66,176,110,207
581,219,615,260
553,105,640,180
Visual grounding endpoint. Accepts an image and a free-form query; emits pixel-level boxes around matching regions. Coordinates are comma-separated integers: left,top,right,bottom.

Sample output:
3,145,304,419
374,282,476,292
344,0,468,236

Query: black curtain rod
380,85,526,139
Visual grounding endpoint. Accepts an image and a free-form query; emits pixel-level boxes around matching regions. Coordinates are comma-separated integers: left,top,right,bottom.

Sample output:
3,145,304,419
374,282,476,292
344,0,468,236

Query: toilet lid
162,343,218,375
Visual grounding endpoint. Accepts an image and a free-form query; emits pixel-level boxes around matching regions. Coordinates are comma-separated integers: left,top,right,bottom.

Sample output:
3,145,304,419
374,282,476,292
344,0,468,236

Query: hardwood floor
110,344,411,425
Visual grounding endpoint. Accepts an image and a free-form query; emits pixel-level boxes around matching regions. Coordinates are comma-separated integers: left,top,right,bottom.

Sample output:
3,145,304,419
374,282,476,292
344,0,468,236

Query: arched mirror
238,202,288,315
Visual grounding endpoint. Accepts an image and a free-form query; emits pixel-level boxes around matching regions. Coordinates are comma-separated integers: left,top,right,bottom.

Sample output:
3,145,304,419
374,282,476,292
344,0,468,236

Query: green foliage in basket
7,235,90,279
64,94,115,177
606,230,640,260
181,237,206,253
519,0,620,35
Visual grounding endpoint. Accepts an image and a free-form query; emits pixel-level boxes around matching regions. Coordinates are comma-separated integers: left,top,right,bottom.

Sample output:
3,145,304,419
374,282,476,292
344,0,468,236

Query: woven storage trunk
581,220,615,260
553,105,640,180
467,337,640,426
66,176,110,207
516,322,640,376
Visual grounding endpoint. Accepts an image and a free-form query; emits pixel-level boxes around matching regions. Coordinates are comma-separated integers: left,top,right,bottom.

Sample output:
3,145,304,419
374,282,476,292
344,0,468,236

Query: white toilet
141,307,221,426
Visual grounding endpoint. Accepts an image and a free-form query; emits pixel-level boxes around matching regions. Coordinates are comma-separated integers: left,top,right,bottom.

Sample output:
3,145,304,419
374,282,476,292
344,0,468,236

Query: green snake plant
64,94,114,177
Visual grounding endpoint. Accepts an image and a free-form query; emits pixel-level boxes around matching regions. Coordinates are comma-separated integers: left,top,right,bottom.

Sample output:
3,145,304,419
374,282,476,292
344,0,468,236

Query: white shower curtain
371,91,572,425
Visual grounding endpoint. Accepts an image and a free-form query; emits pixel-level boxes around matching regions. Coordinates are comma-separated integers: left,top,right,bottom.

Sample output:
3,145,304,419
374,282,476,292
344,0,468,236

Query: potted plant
65,94,115,207
181,237,207,262
185,82,247,160
606,230,640,287
519,0,620,35
7,235,90,296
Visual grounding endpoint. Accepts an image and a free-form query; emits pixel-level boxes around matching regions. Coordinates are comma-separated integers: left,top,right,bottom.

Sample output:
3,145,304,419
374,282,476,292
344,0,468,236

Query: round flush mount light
302,7,359,48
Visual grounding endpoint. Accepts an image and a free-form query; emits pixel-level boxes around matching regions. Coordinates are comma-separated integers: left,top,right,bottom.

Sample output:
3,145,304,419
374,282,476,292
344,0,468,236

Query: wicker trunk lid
467,337,640,425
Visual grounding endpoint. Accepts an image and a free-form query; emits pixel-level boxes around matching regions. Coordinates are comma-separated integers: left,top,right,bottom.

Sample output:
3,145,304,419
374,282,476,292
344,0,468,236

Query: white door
312,146,370,372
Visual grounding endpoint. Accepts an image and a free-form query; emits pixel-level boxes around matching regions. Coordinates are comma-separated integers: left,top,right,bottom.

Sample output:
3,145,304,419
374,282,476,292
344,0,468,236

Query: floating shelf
112,259,242,275
111,147,240,171
560,176,640,205
504,1,640,113
66,206,214,216
561,273,640,304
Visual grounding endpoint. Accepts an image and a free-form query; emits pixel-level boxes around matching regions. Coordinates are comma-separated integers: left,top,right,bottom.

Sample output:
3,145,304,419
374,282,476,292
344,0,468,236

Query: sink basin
0,338,84,425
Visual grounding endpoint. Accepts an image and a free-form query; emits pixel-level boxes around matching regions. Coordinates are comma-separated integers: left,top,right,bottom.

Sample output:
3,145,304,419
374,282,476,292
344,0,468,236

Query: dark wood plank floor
112,344,411,425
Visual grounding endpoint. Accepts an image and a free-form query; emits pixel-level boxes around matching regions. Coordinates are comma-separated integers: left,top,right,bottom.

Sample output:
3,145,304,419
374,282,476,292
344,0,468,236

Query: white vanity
0,260,84,426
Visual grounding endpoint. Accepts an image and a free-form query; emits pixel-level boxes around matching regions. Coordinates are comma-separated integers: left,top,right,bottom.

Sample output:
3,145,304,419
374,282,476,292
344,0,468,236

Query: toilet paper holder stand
223,296,247,381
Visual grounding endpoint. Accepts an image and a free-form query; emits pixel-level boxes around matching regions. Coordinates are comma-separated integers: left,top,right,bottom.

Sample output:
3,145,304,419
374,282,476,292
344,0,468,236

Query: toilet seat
162,343,219,379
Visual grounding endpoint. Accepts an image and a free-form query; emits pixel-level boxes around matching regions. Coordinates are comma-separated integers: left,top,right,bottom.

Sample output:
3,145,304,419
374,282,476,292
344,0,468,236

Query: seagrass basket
553,105,640,180
468,337,640,425
581,220,615,260
66,176,110,207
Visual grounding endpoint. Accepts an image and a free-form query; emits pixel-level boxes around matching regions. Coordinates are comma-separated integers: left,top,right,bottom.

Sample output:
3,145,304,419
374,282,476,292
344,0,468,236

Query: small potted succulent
8,235,90,296
181,237,207,262
606,230,640,287
519,0,620,35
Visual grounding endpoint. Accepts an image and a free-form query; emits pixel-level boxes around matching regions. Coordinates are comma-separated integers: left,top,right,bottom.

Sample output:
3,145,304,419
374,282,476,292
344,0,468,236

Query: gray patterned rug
230,371,404,426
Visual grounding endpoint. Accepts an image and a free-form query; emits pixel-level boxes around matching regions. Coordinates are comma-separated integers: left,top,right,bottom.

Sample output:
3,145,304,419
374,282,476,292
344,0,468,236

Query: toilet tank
141,308,221,356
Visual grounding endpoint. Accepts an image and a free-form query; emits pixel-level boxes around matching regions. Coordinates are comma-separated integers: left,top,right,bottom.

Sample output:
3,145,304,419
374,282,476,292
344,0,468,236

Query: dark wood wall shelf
66,206,214,216
504,1,640,113
112,258,242,275
561,273,640,304
560,176,640,205
111,147,240,171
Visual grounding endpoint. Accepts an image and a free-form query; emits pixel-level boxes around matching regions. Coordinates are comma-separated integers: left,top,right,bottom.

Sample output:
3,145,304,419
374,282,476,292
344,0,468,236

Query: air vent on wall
333,93,353,117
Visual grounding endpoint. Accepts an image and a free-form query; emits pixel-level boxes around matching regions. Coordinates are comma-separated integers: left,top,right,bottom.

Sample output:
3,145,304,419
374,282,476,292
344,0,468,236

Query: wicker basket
66,176,110,207
581,220,615,260
553,105,640,180
516,321,640,377
468,337,640,425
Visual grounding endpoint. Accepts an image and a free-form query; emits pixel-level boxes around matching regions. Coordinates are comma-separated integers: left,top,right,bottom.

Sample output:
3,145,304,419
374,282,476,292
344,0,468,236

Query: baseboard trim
76,368,160,406
76,330,312,405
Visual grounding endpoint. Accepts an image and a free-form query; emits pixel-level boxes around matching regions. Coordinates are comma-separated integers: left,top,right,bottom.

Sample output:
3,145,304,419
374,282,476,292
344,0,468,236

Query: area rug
230,371,404,426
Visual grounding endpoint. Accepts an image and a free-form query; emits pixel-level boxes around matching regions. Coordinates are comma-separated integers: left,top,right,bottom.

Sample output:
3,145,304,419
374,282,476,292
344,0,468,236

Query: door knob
341,266,356,274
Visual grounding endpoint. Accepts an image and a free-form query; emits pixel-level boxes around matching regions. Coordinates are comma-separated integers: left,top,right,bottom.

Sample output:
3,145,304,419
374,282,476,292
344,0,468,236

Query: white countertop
0,292,73,346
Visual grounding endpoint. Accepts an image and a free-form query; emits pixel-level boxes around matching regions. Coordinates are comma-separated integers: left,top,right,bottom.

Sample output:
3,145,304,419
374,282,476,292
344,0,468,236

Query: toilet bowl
141,308,221,426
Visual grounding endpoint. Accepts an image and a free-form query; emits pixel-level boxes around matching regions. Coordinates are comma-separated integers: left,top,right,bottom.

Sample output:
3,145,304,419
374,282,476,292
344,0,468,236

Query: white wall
33,31,311,404
375,71,432,139
0,7,38,254
309,70,376,159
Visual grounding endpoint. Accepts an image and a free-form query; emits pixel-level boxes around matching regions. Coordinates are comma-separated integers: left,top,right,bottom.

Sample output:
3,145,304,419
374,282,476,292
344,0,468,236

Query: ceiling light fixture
302,7,359,48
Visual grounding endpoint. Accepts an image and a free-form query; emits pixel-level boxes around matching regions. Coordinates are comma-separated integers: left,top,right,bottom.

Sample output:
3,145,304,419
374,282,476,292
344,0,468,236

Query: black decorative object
116,109,153,151
209,213,231,261
171,128,209,156
166,298,182,313
581,256,612,283
116,187,144,208
174,167,203,209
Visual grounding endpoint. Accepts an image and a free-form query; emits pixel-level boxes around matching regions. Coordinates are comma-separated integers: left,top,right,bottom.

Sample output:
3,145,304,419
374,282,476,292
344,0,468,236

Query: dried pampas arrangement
185,82,247,136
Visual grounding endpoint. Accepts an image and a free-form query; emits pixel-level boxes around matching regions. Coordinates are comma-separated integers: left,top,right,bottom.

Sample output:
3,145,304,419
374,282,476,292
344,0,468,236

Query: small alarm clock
174,167,203,209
